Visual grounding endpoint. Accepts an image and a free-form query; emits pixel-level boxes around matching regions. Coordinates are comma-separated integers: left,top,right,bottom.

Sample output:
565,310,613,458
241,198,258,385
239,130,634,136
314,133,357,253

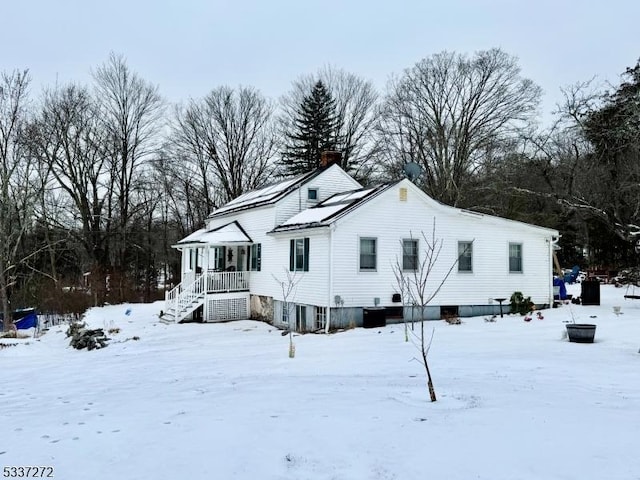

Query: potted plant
566,324,596,343
565,305,597,343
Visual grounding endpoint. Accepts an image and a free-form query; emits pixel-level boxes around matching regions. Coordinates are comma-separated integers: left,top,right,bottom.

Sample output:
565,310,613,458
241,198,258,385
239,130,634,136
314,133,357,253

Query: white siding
266,229,331,306
179,171,557,323
204,206,279,300
275,164,361,226
330,181,556,310
203,204,332,306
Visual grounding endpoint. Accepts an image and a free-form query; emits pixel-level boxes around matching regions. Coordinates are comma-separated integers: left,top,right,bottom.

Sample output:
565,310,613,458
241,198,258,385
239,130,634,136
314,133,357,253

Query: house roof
174,221,252,247
208,167,331,219
269,183,397,233
269,178,559,237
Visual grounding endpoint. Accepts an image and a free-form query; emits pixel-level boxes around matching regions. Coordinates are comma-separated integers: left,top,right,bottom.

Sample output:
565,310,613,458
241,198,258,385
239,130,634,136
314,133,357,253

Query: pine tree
281,80,339,175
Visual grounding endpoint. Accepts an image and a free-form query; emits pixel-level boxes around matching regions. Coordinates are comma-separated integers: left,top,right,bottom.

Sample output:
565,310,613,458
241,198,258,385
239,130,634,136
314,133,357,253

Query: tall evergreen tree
280,80,339,175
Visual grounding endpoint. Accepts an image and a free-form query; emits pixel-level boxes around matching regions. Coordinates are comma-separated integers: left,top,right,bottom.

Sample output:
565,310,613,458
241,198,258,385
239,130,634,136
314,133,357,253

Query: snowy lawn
2,284,639,480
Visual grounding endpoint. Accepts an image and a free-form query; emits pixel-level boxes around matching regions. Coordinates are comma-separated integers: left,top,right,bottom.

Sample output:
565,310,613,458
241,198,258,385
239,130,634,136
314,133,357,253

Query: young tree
279,80,339,175
392,223,472,402
280,67,379,178
377,48,542,206
272,269,301,358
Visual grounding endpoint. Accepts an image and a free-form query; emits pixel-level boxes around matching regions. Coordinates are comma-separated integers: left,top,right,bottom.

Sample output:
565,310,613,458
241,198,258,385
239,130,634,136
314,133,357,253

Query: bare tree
391,256,412,342
392,223,472,402
93,53,164,280
31,84,112,296
377,48,541,206
171,85,277,206
0,70,45,330
272,269,301,358
279,66,379,179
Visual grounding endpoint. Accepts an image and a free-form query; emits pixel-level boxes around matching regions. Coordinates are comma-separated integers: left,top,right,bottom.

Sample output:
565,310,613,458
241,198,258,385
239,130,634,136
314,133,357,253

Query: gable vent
399,187,408,202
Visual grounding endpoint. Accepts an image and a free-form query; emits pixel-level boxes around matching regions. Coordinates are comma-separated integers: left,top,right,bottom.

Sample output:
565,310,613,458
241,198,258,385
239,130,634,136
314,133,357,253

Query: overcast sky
3,0,639,123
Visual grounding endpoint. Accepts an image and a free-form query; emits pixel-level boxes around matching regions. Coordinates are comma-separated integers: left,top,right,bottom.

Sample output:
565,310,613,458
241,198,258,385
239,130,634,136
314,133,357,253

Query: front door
236,246,247,271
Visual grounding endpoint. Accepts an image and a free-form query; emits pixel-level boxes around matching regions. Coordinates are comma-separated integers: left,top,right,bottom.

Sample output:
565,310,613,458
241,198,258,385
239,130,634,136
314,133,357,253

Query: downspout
325,223,335,333
549,235,559,306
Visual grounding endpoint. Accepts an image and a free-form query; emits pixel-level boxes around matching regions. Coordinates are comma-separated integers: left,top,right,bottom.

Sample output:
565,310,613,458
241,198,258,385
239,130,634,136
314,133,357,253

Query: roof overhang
173,221,252,249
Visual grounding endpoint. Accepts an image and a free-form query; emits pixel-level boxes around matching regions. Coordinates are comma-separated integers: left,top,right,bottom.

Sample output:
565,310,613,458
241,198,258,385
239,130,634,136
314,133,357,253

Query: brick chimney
320,150,342,168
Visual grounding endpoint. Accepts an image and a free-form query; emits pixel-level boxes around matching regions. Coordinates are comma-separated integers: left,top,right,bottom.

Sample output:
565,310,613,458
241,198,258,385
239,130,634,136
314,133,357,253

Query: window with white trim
214,247,225,271
360,238,377,271
509,243,523,273
289,238,309,272
307,188,319,201
402,239,419,271
458,241,473,272
250,243,261,271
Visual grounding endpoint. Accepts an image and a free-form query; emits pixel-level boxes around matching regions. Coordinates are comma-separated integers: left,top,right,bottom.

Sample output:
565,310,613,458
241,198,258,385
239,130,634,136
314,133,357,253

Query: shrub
510,291,534,315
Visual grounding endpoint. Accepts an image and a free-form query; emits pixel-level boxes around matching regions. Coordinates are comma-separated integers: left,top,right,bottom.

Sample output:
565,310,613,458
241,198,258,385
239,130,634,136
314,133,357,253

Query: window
250,243,261,271
188,248,202,271
315,306,327,331
188,249,196,270
402,239,418,271
458,241,473,272
509,243,523,273
289,238,309,272
282,303,290,325
214,247,226,271
360,238,377,271
307,188,319,201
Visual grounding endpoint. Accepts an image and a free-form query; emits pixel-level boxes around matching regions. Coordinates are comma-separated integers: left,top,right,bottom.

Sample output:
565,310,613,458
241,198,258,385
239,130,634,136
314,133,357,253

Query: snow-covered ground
2,284,639,480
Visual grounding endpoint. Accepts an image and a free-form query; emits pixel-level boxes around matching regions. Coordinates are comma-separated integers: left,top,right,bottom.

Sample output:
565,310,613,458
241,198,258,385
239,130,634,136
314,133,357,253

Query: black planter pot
566,323,596,343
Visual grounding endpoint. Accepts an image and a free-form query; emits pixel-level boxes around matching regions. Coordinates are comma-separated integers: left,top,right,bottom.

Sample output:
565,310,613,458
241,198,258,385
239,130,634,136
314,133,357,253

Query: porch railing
164,270,250,322
206,270,250,293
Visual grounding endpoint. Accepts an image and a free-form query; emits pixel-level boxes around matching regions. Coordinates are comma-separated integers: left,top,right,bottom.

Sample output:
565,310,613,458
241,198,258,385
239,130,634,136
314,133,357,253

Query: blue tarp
553,277,568,300
14,311,38,330
0,308,38,329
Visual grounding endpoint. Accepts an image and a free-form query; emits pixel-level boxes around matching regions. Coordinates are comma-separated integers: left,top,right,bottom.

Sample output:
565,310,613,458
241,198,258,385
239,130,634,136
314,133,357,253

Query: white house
164,159,559,331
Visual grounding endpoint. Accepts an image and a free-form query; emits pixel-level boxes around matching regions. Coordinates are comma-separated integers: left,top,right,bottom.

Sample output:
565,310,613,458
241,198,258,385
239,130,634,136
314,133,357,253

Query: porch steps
166,294,205,323
165,271,250,323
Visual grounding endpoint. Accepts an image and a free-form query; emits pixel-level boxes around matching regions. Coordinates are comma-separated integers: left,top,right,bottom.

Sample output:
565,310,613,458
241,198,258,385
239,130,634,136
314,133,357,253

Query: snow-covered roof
209,170,319,218
174,221,252,247
270,184,395,233
280,204,348,226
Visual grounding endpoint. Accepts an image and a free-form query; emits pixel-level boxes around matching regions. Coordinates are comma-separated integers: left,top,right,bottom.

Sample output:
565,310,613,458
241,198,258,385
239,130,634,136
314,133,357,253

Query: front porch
164,270,251,323
164,220,257,324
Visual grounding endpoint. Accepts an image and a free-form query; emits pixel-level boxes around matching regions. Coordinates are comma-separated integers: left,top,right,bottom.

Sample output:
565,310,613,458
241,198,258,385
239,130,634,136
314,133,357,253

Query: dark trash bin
363,307,386,328
581,280,600,306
